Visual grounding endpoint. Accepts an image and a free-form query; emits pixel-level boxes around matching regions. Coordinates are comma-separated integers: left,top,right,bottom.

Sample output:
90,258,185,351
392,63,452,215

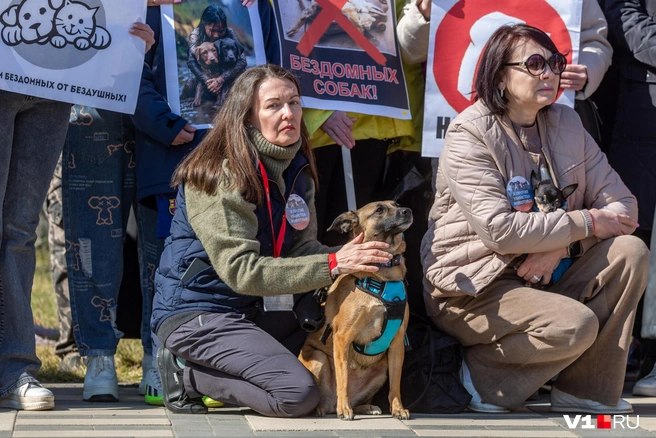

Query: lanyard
258,160,286,258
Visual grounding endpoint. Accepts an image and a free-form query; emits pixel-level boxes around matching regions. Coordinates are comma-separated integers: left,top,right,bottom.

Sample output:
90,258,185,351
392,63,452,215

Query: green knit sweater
185,130,334,297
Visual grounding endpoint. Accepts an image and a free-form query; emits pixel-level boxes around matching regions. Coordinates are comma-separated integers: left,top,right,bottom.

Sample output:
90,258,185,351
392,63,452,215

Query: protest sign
0,0,146,114
422,0,582,157
273,0,411,119
161,0,266,129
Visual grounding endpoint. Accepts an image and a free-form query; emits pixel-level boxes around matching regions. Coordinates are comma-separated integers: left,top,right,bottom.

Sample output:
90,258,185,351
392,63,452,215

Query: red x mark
296,0,387,65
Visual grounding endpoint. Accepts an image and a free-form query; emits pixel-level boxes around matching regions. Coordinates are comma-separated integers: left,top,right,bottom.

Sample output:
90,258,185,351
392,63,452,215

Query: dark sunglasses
505,53,567,76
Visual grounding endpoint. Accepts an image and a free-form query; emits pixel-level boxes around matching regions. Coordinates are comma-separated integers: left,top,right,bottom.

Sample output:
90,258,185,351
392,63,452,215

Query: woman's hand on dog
129,22,155,53
172,123,197,146
516,247,567,285
334,232,392,275
206,77,225,94
321,111,358,149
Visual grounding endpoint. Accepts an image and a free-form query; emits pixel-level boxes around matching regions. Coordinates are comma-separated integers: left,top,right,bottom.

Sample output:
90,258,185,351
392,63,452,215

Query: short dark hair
474,24,561,116
200,5,227,27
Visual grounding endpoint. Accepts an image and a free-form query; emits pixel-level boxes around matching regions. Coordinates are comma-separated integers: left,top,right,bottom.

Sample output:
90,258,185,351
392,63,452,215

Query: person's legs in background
136,202,166,405
44,155,82,373
0,93,71,410
63,106,136,402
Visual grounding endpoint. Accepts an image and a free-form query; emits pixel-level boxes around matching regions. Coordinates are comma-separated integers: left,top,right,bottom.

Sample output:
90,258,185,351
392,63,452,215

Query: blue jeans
62,106,161,357
0,91,71,398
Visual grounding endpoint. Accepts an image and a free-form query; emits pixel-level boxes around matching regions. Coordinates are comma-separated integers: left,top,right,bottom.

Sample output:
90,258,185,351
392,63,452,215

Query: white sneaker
142,368,164,406
633,364,656,396
138,353,155,396
0,382,54,411
459,360,511,413
550,386,633,414
83,355,118,402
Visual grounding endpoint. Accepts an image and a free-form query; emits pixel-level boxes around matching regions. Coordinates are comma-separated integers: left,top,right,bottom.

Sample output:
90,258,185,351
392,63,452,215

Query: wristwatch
567,241,583,258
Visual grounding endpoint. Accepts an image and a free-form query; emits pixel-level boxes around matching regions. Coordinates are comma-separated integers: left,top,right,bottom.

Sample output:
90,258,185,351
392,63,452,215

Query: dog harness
320,270,407,356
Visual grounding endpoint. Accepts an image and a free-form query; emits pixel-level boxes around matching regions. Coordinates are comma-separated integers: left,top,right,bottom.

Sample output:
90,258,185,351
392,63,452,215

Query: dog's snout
400,208,411,217
30,22,40,30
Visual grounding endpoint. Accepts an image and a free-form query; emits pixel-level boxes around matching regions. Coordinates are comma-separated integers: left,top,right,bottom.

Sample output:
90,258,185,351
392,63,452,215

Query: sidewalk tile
413,430,576,437
0,411,16,432
246,415,411,431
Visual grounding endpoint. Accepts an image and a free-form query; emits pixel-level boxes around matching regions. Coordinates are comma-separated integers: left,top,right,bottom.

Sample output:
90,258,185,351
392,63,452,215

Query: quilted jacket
420,100,637,308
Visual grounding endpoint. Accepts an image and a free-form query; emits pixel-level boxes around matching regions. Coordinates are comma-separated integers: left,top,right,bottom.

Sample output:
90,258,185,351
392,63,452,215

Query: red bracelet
328,253,337,272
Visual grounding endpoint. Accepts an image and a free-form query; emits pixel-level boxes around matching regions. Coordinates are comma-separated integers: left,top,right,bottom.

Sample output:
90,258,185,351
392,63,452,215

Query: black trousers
164,310,320,418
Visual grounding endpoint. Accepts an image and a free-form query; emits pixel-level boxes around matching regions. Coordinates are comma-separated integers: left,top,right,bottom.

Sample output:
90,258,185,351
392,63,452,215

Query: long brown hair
172,64,318,205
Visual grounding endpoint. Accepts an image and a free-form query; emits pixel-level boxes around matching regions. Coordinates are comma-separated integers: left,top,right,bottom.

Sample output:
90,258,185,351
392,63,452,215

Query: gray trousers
165,310,320,417
429,235,649,409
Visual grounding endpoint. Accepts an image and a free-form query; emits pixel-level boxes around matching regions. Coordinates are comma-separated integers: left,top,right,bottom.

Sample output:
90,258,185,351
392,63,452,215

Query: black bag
400,321,471,414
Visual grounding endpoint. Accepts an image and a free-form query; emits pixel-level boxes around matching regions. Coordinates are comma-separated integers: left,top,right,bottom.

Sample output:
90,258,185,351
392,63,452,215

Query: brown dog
299,201,412,420
180,42,222,107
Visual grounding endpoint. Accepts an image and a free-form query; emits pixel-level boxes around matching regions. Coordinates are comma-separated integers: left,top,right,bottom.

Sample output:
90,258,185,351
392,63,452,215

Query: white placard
0,0,146,114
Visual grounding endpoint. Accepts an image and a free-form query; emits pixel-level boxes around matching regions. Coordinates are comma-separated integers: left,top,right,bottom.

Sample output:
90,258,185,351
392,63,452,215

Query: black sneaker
156,347,207,414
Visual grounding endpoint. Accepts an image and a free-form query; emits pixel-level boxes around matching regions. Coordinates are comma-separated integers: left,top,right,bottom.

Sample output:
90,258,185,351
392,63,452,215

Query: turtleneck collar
249,129,303,194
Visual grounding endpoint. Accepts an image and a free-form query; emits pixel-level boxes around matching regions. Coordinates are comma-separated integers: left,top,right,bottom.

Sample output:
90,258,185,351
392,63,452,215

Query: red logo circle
433,0,573,113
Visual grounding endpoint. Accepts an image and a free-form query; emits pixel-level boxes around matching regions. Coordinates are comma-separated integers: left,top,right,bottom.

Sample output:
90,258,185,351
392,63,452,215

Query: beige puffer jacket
421,101,637,307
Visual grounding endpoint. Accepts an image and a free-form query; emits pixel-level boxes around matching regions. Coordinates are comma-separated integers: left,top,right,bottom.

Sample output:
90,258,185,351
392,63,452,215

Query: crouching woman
151,65,393,417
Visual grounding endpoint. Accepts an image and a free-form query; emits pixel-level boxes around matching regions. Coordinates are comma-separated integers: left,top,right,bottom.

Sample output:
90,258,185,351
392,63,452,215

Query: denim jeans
0,91,71,398
62,106,160,357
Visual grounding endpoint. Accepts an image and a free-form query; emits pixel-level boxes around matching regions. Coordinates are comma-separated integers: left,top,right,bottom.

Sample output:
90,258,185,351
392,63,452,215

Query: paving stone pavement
0,384,654,437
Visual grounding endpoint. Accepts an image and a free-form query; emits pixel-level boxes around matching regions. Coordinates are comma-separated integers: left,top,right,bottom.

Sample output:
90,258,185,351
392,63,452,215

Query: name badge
285,194,310,230
263,295,294,312
506,176,534,212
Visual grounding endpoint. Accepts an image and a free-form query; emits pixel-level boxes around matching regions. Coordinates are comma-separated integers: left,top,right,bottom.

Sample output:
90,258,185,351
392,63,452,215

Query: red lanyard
258,160,286,258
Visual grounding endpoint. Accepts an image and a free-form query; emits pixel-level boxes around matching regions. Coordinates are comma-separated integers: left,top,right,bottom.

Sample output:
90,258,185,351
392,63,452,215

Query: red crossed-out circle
434,0,573,113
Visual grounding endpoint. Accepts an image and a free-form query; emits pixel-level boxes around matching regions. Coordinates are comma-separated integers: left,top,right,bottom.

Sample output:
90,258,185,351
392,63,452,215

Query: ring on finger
531,274,541,283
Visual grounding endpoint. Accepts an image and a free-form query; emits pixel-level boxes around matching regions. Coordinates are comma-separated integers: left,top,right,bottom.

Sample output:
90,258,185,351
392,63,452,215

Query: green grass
32,243,145,385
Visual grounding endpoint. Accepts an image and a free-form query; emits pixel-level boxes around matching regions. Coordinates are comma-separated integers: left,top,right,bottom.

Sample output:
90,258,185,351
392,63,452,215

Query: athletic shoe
83,355,118,402
0,382,54,411
550,386,633,414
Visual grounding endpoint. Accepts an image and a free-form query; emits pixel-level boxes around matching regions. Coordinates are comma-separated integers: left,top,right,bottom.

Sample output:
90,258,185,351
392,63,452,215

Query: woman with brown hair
150,64,393,416
421,24,647,414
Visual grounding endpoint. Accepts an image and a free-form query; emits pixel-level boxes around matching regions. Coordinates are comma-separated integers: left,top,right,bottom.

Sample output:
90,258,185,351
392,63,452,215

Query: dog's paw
354,404,382,415
337,405,355,421
193,99,202,107
392,408,410,420
314,406,326,417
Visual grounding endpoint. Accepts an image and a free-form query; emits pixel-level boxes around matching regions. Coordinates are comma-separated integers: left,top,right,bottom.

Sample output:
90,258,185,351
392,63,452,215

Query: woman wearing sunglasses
421,24,647,413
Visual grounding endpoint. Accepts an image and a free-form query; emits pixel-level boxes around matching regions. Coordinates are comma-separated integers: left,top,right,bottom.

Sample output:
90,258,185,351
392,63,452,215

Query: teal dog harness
319,278,407,356
352,277,406,355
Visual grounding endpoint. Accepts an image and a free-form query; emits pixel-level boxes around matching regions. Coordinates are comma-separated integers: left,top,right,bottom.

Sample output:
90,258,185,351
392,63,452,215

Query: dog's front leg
387,307,410,420
332,331,354,420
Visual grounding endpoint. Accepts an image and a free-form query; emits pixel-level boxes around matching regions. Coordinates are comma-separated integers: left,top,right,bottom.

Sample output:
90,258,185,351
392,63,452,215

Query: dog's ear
214,40,222,59
192,45,202,62
236,40,244,58
327,211,359,234
50,0,66,10
561,183,578,199
530,171,539,189
0,5,19,26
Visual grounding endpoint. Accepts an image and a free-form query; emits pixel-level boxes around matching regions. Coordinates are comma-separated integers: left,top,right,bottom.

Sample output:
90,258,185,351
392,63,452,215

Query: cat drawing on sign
51,0,110,50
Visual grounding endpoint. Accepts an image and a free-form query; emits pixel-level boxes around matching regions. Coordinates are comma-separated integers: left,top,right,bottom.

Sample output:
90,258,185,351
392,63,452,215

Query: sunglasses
505,53,567,76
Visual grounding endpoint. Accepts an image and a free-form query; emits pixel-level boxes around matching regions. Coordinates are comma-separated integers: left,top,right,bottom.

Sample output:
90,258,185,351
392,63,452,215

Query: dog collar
352,278,406,356
374,254,403,268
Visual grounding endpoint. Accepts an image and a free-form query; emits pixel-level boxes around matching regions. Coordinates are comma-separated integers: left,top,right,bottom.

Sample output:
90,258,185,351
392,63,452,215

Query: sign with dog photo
421,0,582,157
273,0,411,119
0,0,146,114
160,1,266,129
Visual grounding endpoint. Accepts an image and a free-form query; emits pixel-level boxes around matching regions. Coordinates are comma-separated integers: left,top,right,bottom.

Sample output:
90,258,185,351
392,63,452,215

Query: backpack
400,321,471,414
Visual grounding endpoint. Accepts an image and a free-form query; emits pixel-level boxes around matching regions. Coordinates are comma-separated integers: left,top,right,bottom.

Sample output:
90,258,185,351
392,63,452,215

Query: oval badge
506,176,534,212
286,194,310,230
